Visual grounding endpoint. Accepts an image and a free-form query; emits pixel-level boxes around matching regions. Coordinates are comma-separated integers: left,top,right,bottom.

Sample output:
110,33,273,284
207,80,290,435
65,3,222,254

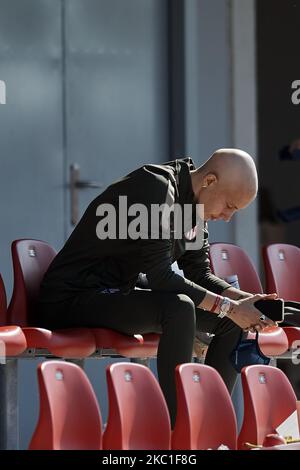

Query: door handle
70,163,102,226
75,180,102,189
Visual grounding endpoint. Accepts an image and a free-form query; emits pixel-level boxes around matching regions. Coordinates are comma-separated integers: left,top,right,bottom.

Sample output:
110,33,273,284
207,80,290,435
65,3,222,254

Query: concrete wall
184,0,258,266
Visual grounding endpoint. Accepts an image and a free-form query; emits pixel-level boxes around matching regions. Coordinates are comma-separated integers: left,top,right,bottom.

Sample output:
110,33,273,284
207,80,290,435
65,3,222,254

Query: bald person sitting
38,149,276,428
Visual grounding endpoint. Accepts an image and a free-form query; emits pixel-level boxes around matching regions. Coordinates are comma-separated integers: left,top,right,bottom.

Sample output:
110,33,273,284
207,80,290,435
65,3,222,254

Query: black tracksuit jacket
39,157,230,306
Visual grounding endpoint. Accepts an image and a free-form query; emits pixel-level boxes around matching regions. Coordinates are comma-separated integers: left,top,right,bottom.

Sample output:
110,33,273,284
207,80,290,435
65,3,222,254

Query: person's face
200,189,237,222
196,174,252,222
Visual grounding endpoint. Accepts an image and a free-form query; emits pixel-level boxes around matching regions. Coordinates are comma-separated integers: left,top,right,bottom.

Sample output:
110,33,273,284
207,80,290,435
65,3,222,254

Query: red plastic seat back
104,362,171,449
238,365,297,449
0,274,7,326
210,243,289,356
29,361,102,450
263,244,300,301
7,239,57,326
172,364,237,450
209,243,263,293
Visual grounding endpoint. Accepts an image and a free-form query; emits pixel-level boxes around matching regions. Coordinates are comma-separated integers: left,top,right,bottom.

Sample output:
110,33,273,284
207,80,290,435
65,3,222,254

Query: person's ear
203,173,217,188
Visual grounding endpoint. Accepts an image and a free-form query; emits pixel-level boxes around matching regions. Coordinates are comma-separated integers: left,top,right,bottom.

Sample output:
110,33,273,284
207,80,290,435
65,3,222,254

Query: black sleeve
140,237,211,305
136,175,210,306
177,222,232,294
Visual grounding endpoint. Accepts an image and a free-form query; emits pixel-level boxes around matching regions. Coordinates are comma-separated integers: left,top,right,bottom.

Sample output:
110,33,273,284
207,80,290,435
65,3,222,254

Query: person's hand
227,293,278,332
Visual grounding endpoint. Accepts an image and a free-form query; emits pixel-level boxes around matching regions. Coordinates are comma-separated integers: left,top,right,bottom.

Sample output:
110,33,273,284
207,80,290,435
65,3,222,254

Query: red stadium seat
7,239,96,358
263,244,300,348
238,365,299,450
103,362,171,449
7,239,159,358
263,244,300,301
0,325,27,357
209,243,288,356
0,272,6,323
172,363,237,450
258,442,300,450
93,329,159,358
246,326,288,356
0,273,26,356
29,361,103,449
210,242,263,293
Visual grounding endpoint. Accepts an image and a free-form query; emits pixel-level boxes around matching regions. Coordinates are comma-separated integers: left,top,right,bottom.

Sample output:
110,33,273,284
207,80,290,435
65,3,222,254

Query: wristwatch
218,297,232,318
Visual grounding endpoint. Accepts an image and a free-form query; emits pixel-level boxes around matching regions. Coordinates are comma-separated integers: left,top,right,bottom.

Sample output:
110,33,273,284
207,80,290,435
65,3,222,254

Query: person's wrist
217,297,235,318
236,294,247,300
226,299,239,319
236,293,253,300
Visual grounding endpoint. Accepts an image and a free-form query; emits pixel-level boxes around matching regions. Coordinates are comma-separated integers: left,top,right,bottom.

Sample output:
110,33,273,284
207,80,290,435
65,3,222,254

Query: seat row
0,239,160,450
209,242,300,355
1,239,300,450
29,360,300,450
1,239,160,359
3,239,300,361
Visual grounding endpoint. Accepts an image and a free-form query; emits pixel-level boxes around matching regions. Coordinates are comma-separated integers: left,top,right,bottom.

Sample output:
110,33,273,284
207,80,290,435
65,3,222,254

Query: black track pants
38,288,242,428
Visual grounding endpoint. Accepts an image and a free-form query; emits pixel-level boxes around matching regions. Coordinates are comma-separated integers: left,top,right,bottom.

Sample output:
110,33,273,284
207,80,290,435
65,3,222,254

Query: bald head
201,148,257,196
191,148,258,221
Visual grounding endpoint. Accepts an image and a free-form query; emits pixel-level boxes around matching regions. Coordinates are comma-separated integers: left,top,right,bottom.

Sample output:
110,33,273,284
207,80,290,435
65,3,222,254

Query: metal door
64,0,169,234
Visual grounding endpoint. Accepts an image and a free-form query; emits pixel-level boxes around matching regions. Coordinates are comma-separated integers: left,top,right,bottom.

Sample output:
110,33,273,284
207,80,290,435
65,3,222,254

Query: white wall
230,0,258,268
184,0,258,266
